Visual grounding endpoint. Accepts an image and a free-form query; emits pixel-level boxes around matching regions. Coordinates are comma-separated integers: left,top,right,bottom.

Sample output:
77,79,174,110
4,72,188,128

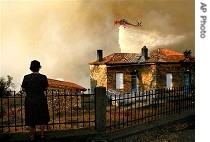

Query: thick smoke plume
119,25,186,53
1,0,194,90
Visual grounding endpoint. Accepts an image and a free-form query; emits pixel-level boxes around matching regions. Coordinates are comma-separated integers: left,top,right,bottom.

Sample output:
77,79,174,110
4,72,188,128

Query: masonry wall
106,65,157,92
137,65,157,91
90,63,195,93
107,65,139,92
89,65,107,93
155,63,195,88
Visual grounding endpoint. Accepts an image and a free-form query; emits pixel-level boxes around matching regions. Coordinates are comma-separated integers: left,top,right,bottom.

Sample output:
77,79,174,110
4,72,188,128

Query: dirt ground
0,115,194,142
112,115,195,142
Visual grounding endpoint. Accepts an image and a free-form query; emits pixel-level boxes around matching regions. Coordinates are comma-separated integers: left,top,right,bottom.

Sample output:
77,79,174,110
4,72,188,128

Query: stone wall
106,65,157,92
155,63,195,88
107,66,138,92
138,65,157,91
89,63,195,93
89,65,107,93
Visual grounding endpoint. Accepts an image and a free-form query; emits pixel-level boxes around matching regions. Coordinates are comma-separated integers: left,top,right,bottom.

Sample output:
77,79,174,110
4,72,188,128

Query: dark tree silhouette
183,50,192,58
0,75,15,97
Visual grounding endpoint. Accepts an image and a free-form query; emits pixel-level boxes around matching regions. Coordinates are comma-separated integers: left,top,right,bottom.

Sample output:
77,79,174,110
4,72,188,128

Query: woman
21,60,50,141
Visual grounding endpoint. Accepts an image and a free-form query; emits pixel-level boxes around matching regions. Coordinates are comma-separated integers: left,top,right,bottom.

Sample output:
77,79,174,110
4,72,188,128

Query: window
116,73,124,89
166,73,173,89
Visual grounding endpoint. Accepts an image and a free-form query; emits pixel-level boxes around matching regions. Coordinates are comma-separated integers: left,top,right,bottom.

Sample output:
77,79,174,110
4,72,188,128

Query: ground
0,115,194,142
112,115,195,142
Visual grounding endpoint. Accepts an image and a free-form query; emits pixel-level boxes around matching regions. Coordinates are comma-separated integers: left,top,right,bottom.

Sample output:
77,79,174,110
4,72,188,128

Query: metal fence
0,86,195,133
0,90,95,133
106,86,195,131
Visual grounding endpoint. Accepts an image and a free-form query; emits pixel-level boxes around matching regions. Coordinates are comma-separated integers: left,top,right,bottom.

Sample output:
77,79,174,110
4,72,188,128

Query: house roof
89,48,195,65
90,53,140,65
146,48,195,62
48,78,87,91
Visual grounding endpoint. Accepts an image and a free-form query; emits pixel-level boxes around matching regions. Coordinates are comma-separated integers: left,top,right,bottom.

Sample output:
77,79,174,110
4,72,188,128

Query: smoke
0,0,195,91
119,9,193,53
119,25,186,53
1,0,119,90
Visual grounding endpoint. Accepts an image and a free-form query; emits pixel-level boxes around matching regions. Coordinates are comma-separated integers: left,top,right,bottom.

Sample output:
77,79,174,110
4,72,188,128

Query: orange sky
0,0,195,90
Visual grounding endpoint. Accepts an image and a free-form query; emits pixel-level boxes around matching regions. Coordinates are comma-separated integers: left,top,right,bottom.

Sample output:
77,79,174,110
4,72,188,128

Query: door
184,72,191,93
184,72,191,86
131,72,138,93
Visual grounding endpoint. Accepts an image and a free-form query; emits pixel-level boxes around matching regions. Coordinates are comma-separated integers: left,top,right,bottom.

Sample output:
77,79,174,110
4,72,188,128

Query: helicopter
114,19,142,27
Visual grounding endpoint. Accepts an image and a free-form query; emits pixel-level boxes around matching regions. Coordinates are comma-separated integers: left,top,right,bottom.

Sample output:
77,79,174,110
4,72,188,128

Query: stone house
47,78,87,92
89,46,195,93
47,79,87,109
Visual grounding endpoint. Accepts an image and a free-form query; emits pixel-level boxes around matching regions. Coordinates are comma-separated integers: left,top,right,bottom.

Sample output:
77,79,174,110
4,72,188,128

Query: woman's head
30,60,41,72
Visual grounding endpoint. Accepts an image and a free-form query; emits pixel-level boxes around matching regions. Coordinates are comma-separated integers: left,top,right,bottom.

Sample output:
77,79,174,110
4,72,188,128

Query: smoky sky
0,0,195,90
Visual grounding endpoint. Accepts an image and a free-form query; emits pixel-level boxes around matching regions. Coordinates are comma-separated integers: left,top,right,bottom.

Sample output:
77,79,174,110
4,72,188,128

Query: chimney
141,46,148,60
97,50,103,62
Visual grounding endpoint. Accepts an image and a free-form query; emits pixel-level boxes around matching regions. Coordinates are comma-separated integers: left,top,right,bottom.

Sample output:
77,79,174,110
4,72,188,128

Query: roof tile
89,48,195,65
48,78,86,91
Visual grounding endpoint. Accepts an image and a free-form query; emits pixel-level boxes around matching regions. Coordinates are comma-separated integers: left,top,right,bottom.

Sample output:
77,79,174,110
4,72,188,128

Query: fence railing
0,90,95,133
0,86,195,133
105,86,195,131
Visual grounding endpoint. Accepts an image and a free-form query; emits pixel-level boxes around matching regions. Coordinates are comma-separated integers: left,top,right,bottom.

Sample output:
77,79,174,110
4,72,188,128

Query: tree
183,50,192,58
0,75,15,97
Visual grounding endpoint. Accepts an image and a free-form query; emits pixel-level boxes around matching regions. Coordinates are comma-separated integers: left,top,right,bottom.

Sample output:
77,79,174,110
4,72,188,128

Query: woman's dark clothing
21,73,50,126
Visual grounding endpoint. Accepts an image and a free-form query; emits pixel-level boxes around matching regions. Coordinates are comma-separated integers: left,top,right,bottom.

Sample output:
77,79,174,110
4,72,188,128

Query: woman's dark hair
30,60,41,72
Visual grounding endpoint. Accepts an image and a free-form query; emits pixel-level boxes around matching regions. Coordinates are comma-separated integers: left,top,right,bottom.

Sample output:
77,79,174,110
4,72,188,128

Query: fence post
95,86,106,133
